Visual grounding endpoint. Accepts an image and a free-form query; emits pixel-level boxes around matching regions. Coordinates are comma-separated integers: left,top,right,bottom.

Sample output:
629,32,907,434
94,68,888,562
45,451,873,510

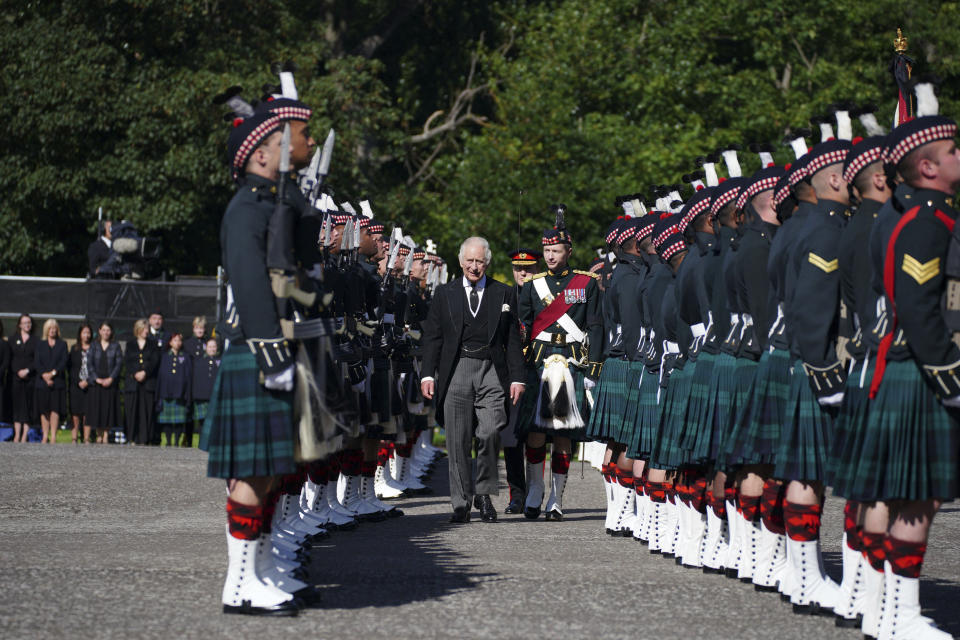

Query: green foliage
1,0,958,278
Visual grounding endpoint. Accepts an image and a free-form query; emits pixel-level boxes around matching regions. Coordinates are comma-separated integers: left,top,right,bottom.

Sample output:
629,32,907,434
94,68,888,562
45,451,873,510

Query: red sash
531,273,592,338
869,205,955,398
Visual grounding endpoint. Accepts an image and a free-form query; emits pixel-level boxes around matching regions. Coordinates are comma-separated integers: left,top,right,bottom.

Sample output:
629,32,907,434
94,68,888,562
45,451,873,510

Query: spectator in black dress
35,319,68,444
124,318,160,445
156,333,191,447
0,321,10,430
190,336,220,447
87,322,122,444
10,313,36,443
148,310,168,351
69,324,93,444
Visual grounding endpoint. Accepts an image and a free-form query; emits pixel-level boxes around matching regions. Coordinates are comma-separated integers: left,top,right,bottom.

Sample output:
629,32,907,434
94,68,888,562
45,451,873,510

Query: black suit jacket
421,276,524,426
88,239,112,277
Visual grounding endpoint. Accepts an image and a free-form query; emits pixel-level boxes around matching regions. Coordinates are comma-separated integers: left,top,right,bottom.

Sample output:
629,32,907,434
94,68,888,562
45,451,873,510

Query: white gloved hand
264,365,295,392
583,378,597,391
817,392,844,407
351,381,366,393
941,395,960,408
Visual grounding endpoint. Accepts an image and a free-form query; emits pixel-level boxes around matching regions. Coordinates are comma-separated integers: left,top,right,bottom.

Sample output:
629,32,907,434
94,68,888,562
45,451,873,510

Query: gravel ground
0,443,957,639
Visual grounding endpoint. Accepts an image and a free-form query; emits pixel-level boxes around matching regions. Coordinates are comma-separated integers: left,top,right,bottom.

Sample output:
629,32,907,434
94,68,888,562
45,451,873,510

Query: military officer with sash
516,207,603,521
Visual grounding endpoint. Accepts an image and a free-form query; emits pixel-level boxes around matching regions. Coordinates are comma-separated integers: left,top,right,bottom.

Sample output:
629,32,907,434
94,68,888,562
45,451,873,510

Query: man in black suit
421,237,525,523
88,220,114,277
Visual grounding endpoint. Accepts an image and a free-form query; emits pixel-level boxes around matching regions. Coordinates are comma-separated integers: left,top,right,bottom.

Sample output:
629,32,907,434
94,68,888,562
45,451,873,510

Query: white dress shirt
463,274,486,317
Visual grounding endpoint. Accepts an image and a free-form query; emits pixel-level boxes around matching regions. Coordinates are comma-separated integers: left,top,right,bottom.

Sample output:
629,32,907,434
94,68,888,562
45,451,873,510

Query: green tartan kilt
586,358,629,443
697,353,737,464
515,361,589,442
157,399,187,424
652,360,696,469
773,359,834,482
199,346,297,480
716,357,759,470
839,359,959,502
626,365,662,460
727,347,792,465
680,351,716,460
826,358,873,494
618,361,645,449
192,400,209,422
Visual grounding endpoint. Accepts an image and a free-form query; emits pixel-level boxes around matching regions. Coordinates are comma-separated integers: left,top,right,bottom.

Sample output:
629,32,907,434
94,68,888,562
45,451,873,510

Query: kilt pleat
840,360,958,502
699,353,736,464
679,351,716,461
716,357,759,469
652,360,696,469
626,365,662,459
586,358,629,442
825,359,872,493
617,361,645,449
773,359,834,482
199,346,297,480
726,347,791,465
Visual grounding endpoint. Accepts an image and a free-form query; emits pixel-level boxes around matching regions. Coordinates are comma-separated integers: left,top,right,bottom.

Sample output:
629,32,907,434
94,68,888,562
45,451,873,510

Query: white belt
665,341,680,354
690,322,706,338
535,330,583,344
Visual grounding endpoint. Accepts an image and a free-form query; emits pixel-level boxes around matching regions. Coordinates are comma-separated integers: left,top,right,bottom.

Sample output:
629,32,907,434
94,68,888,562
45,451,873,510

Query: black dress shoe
478,495,497,522
524,506,541,520
473,495,483,510
449,507,471,523
504,497,524,514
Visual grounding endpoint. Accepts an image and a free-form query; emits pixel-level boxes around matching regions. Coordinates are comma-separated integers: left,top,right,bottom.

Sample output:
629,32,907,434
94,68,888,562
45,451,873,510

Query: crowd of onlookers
0,310,221,446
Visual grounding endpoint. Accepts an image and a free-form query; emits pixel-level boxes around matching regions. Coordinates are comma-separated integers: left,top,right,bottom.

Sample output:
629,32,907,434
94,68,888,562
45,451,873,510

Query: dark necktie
469,282,479,315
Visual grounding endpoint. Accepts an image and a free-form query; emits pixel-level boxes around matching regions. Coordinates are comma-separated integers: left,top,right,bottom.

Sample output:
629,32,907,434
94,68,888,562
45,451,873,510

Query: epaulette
524,272,548,282
574,269,601,280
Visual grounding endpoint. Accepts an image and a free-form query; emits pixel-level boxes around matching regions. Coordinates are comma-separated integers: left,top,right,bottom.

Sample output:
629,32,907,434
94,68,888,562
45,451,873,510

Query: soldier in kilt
723,155,814,587
198,105,304,616
516,206,603,521
587,218,630,447
816,134,892,627
851,115,960,639
644,213,689,554
776,137,856,615
597,215,654,536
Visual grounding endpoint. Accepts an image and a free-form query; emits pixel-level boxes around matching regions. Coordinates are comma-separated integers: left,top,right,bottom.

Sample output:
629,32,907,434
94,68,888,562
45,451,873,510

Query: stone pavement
0,443,958,639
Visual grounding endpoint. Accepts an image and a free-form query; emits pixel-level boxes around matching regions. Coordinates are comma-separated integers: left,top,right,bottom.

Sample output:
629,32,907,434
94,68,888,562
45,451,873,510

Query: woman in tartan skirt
156,333,191,447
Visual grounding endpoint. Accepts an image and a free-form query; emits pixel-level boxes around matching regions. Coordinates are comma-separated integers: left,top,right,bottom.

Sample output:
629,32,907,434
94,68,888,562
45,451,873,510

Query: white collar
462,275,487,290
101,236,112,248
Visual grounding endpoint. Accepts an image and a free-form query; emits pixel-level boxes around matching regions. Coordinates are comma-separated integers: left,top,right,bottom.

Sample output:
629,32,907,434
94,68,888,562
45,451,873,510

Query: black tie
469,282,480,315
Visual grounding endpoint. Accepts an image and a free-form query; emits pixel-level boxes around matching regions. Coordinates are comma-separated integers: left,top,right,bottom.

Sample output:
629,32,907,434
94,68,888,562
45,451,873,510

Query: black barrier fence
0,274,223,340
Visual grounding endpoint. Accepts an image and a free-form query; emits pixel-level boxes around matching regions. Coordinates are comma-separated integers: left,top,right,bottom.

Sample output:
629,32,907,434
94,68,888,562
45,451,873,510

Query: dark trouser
500,401,526,500
443,357,504,511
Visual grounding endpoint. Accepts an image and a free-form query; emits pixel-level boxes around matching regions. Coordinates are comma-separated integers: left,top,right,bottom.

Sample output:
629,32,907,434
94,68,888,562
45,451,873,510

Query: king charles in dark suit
421,237,525,523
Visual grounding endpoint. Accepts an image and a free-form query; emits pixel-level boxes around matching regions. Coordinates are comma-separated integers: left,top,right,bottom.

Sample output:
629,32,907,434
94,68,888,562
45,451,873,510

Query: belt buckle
551,333,566,345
